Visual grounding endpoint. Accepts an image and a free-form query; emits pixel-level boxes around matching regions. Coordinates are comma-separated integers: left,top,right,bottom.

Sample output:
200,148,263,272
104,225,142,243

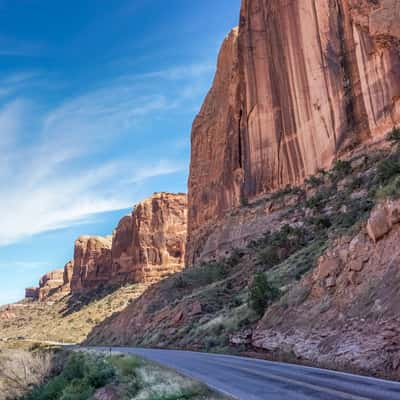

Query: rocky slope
253,197,400,376
87,134,400,379
187,0,400,266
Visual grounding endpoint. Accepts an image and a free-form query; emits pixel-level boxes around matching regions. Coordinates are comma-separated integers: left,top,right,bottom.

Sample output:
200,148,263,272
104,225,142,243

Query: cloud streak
0,61,208,245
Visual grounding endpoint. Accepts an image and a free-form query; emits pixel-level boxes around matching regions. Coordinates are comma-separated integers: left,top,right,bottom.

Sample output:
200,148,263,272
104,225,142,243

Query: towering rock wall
187,0,400,265
112,192,187,284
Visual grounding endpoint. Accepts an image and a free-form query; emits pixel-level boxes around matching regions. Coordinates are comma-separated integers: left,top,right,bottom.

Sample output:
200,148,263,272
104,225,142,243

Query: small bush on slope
248,273,281,316
386,126,400,142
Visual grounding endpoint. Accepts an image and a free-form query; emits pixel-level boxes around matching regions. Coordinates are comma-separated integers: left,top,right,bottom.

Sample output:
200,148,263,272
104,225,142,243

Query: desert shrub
173,262,228,289
58,379,94,400
305,175,324,188
24,353,116,400
305,187,334,210
268,239,327,287
376,175,400,199
386,126,400,142
83,357,115,389
377,155,400,183
254,225,312,269
29,376,67,400
61,353,85,381
226,249,244,267
307,216,332,230
270,185,304,200
248,273,281,317
109,354,140,378
332,159,352,179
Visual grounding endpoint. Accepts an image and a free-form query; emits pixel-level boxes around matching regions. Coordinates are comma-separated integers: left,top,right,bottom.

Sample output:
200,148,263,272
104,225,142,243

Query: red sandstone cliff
70,236,113,293
187,0,400,265
112,192,187,284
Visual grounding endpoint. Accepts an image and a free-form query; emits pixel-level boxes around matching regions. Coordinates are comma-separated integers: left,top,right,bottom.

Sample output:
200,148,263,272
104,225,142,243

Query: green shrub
59,379,94,400
386,126,400,142
84,357,115,389
25,376,67,400
109,355,140,377
61,353,85,381
173,262,228,289
248,273,281,317
270,185,304,200
226,249,244,267
305,175,323,188
255,225,312,269
377,156,400,183
332,159,352,178
305,188,334,210
376,175,400,199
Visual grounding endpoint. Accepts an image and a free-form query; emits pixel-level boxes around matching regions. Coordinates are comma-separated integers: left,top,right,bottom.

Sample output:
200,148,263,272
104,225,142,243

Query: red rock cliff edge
187,0,400,265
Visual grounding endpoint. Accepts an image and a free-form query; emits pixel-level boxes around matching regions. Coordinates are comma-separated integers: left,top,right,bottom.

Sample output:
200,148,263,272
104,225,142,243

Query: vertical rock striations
187,0,400,265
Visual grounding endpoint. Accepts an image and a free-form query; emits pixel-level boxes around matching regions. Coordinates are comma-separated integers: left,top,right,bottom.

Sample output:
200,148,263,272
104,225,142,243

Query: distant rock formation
112,192,187,285
25,193,188,298
70,236,113,293
37,269,64,301
187,0,400,265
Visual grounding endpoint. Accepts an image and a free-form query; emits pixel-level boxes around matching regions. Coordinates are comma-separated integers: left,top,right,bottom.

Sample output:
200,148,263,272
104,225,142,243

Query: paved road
84,347,400,400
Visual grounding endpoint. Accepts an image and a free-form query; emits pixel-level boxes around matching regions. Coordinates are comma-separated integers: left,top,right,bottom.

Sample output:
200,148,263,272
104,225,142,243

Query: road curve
84,347,400,400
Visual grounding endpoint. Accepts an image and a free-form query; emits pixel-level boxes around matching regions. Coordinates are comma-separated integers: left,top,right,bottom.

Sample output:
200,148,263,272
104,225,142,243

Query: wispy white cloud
0,71,41,98
0,60,210,246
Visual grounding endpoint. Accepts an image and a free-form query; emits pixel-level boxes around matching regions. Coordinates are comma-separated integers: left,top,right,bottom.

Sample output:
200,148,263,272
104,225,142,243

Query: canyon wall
25,193,187,298
187,0,400,265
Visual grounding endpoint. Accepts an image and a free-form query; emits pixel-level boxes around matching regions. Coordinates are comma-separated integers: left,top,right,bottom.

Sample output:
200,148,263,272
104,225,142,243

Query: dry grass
0,284,147,344
0,347,59,400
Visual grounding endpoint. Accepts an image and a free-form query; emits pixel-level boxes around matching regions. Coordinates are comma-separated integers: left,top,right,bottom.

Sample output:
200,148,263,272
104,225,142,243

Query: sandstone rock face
253,200,400,375
112,193,187,284
187,0,400,265
63,260,74,290
70,236,113,293
38,269,64,301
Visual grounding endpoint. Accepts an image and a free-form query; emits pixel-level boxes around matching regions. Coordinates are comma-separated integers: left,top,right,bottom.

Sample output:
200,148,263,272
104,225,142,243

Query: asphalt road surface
84,347,400,400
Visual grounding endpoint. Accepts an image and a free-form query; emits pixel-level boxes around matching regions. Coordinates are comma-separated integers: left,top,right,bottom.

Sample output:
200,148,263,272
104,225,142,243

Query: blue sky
0,0,241,305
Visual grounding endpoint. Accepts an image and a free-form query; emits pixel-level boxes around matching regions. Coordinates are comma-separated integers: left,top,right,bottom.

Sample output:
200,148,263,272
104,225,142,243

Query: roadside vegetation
0,346,225,400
